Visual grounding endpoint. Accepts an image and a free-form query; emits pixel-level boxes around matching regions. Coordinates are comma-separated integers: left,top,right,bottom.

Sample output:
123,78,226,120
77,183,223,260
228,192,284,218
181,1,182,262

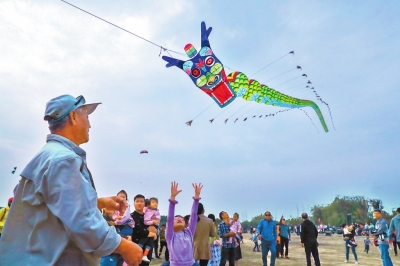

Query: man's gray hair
48,107,83,132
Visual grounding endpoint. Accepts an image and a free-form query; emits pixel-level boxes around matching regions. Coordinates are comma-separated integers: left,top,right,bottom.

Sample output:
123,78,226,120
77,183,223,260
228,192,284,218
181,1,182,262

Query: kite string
265,67,297,82
211,100,237,120
298,108,319,133
190,103,214,120
250,52,292,77
61,0,185,56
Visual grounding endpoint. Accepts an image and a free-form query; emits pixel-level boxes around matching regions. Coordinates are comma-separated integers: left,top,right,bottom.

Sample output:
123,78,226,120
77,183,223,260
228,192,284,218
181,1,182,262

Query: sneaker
286,256,289,259
344,260,348,263
355,261,358,264
142,256,150,262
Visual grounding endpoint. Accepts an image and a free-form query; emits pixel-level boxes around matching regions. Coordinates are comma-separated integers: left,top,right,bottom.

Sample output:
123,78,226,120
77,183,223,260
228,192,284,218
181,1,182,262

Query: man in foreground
0,94,142,265
300,212,320,266
257,211,277,266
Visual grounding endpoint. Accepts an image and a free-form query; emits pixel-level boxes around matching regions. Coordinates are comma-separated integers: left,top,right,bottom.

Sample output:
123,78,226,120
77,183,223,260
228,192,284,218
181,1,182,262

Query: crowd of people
0,94,399,266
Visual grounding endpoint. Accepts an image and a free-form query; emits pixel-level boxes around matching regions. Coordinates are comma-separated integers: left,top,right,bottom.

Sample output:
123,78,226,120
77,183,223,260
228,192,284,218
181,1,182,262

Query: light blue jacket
0,134,120,265
257,219,277,242
389,214,400,240
373,217,390,245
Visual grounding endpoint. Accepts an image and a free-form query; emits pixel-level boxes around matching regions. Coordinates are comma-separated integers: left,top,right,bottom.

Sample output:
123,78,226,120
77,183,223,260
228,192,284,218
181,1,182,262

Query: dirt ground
150,233,399,265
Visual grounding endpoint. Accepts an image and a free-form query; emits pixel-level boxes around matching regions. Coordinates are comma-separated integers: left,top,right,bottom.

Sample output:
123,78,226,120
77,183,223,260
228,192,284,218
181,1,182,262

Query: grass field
150,233,399,265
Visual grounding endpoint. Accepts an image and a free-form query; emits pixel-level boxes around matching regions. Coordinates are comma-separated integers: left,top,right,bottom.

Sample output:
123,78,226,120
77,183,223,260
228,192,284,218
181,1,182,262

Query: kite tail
296,100,329,132
227,71,329,132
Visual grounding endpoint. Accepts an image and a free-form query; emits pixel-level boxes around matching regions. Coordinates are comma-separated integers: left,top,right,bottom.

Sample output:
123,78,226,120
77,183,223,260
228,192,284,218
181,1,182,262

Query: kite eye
205,56,215,66
191,68,201,78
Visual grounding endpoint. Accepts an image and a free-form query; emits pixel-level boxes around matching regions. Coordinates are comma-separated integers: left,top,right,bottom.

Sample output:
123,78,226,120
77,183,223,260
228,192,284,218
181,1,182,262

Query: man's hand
114,238,142,266
224,232,236,238
258,234,261,241
301,243,304,247
98,196,127,215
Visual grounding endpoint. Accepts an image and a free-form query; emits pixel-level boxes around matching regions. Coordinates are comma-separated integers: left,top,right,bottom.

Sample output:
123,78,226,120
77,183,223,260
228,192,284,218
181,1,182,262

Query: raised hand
192,183,203,199
170,181,182,201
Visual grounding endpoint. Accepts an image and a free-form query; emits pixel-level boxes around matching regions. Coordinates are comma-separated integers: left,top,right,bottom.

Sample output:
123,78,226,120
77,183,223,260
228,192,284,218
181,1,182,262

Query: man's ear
70,110,77,124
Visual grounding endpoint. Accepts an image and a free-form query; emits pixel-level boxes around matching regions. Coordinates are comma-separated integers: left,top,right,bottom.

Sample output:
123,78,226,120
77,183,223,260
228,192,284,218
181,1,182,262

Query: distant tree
160,215,167,225
309,196,379,225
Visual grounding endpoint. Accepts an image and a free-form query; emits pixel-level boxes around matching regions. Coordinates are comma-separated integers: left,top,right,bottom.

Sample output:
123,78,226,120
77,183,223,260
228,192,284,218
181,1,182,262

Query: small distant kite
11,167,17,174
140,150,148,154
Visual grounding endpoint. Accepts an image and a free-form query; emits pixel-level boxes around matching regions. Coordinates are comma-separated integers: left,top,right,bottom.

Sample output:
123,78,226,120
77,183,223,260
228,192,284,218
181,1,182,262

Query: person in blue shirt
257,211,277,266
279,218,291,258
389,207,400,257
372,209,393,266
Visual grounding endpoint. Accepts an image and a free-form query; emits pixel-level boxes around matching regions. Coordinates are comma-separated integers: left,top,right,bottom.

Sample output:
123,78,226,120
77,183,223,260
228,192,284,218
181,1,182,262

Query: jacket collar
46,134,86,160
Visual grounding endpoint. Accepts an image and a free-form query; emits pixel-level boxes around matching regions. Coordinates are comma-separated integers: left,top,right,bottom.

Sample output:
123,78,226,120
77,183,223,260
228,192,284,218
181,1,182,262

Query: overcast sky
1,0,399,222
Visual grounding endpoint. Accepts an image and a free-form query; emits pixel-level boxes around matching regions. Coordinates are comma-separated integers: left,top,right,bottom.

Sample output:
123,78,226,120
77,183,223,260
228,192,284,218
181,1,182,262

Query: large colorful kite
162,21,329,132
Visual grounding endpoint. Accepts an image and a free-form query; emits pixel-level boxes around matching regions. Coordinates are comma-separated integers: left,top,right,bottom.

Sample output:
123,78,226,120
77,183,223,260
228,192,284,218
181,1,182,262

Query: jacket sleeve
166,199,176,243
188,198,200,234
314,224,318,240
218,223,226,238
300,224,305,243
257,220,263,235
40,157,120,257
388,219,394,235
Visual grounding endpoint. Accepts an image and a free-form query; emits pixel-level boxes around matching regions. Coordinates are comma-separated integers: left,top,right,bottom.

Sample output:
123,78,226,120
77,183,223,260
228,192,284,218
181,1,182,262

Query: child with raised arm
164,181,203,266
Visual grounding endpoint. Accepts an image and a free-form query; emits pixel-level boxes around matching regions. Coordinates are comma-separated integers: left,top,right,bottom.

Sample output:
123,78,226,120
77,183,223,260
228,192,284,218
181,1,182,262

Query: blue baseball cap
44,95,101,124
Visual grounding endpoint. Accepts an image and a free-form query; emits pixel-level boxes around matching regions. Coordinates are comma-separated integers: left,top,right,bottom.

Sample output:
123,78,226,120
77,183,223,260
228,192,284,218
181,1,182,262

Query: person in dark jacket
300,213,320,266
